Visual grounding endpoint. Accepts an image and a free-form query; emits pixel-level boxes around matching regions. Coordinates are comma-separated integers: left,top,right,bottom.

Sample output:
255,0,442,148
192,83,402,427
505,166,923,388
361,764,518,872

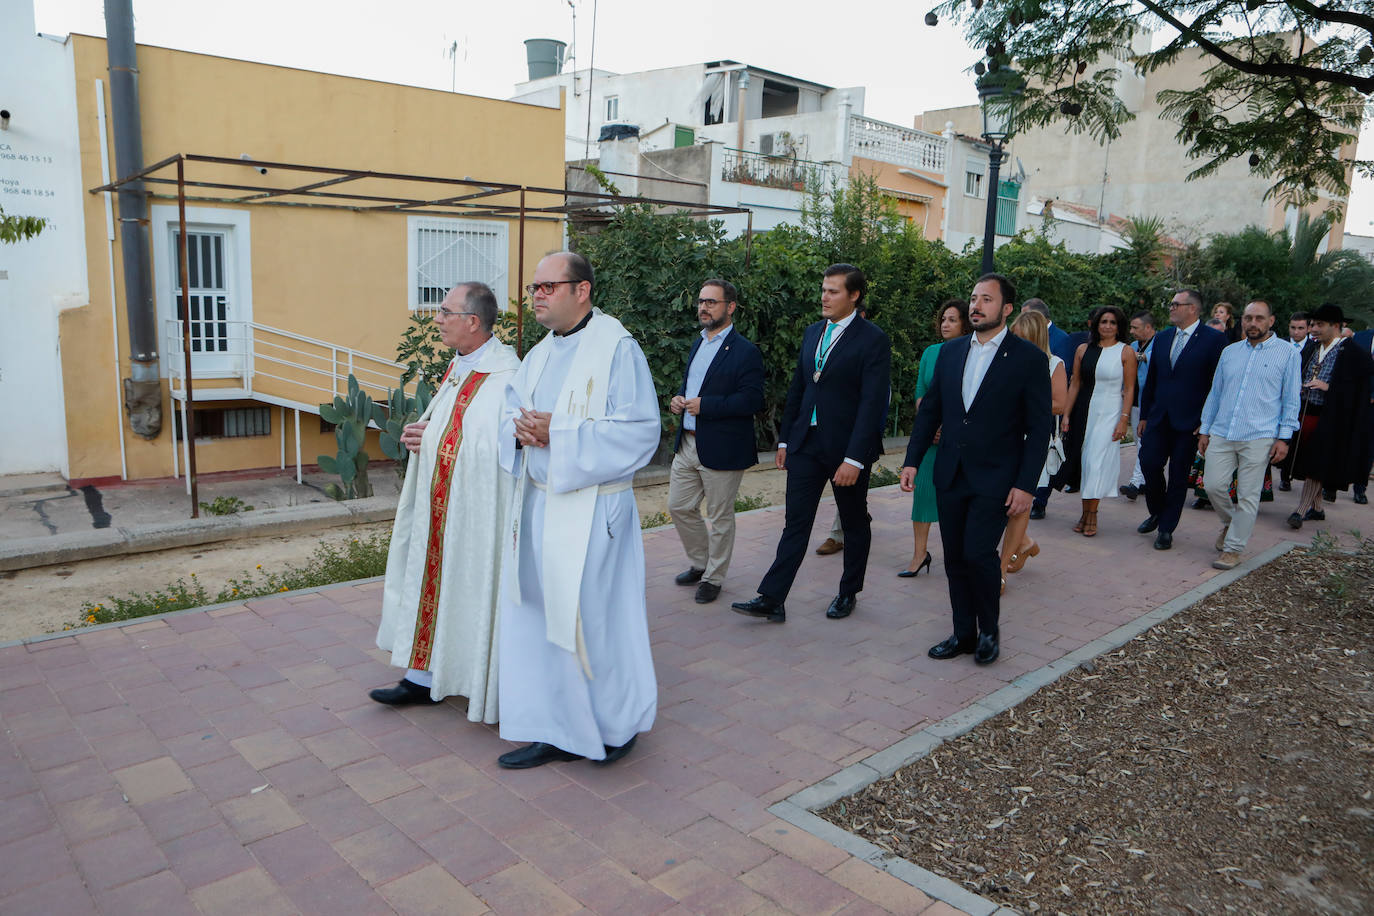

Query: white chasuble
497,310,660,760
376,339,520,720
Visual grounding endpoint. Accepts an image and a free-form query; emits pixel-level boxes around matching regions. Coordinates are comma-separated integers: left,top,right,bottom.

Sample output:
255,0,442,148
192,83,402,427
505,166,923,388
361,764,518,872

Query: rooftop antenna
445,38,467,92
583,0,598,160
567,0,578,95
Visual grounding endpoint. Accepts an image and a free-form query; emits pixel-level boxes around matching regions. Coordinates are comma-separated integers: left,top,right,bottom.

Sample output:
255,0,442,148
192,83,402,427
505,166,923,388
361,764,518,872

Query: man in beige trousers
668,279,766,604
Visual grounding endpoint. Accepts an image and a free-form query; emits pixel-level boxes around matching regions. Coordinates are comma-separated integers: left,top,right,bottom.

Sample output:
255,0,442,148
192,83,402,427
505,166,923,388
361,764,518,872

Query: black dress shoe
731,595,785,622
928,635,976,660
1278,479,1292,492
694,582,721,604
1192,497,1212,510
1287,511,1304,529
675,567,705,586
825,594,856,619
1304,508,1326,521
368,679,441,706
497,742,584,769
1063,484,1078,494
1154,531,1173,550
1029,505,1046,520
1355,490,1369,505
1119,484,1139,501
974,633,1000,665
593,735,637,767
1137,515,1159,534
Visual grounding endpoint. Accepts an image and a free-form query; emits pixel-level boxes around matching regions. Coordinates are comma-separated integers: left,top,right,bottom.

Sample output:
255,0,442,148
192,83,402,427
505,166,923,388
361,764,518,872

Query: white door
171,228,242,375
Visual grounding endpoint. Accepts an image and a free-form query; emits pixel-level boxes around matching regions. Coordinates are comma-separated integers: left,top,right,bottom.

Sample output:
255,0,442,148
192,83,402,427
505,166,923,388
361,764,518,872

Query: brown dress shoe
814,538,843,555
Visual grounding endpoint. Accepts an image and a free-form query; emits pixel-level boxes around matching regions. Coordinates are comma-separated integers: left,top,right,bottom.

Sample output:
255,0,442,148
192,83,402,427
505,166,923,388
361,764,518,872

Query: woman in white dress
1061,306,1136,537
1002,310,1068,589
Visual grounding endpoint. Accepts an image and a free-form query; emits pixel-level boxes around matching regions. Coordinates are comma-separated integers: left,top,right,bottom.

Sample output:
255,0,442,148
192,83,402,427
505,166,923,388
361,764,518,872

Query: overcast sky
33,0,1374,236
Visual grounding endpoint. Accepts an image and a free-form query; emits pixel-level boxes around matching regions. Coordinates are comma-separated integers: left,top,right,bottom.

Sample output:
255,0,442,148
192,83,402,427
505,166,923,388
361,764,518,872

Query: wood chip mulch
820,540,1374,915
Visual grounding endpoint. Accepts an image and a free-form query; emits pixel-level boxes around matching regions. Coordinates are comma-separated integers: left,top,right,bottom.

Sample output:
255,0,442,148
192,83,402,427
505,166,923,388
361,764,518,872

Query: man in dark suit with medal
900,273,1053,665
732,264,892,623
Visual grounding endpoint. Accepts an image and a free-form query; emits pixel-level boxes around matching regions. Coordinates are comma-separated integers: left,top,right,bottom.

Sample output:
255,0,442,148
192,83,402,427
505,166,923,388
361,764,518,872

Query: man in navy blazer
1352,327,1374,504
732,264,891,623
901,273,1053,665
668,279,766,604
1136,288,1228,548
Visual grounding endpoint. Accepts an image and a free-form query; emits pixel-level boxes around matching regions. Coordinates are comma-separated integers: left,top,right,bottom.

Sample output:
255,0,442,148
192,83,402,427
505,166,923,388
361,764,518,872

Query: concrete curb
772,539,1298,915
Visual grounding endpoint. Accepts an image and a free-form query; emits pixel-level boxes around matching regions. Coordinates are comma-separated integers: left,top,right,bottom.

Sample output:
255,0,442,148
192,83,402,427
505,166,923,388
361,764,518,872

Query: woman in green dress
901,300,973,576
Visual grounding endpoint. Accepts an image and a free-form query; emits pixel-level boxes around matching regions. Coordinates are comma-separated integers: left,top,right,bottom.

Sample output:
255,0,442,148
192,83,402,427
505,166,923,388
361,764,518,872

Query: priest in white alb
372,281,520,721
496,251,660,769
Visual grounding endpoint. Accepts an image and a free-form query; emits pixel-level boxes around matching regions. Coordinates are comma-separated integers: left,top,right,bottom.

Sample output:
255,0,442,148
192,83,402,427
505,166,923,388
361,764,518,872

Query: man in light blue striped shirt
1198,300,1301,569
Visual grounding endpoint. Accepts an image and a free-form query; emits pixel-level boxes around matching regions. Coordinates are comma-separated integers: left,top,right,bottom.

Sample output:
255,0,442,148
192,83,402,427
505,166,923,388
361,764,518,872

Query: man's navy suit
1351,329,1374,495
1048,321,1076,375
758,314,891,602
1138,322,1227,534
903,331,1053,645
673,331,765,470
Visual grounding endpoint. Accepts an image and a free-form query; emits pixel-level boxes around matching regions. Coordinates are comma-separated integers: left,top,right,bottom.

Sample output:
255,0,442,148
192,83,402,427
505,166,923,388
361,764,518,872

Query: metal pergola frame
92,153,754,516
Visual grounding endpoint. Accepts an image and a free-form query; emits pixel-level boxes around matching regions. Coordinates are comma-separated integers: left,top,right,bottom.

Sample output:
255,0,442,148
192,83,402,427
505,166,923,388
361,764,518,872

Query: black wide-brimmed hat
1310,302,1346,324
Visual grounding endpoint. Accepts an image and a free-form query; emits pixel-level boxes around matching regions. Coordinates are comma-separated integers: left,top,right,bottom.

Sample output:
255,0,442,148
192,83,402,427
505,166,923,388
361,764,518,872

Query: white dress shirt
962,326,1007,411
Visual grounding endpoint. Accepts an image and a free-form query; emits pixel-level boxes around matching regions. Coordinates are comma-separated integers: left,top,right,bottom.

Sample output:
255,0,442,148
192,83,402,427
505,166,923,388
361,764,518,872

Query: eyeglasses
1167,301,1189,308
437,307,478,319
525,280,580,296
697,298,725,307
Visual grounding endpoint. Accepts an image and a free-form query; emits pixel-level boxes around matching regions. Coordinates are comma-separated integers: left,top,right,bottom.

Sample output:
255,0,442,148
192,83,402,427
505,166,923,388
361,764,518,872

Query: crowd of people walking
365,252,1373,772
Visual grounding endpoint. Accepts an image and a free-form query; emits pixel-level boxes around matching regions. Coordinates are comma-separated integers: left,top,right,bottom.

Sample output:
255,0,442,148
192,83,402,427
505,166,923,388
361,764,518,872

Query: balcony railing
721,148,838,191
848,115,948,174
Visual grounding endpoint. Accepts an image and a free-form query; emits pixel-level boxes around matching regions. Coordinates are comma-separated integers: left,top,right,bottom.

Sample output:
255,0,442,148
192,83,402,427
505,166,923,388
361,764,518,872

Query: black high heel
898,552,933,578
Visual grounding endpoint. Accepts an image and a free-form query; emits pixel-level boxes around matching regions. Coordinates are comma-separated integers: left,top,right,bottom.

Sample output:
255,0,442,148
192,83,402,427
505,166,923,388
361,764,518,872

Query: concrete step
0,472,72,499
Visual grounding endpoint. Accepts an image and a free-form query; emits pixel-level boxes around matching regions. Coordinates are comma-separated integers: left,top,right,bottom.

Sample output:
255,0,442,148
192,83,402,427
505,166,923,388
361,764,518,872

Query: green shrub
75,533,391,628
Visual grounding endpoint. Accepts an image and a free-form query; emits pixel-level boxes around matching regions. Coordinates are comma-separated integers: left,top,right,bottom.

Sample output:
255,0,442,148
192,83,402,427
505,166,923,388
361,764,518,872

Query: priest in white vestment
496,252,660,768
373,282,520,721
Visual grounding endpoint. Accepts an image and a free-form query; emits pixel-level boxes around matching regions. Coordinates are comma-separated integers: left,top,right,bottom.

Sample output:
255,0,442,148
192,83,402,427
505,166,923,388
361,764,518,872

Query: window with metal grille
171,229,230,352
407,216,509,310
174,407,271,441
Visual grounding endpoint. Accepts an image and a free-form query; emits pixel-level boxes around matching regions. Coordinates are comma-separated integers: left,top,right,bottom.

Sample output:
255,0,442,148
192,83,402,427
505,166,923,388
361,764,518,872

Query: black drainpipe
105,0,162,439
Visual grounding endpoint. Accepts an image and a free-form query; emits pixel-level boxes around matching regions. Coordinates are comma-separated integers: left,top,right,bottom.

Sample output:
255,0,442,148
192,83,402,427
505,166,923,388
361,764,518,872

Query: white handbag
1044,432,1067,476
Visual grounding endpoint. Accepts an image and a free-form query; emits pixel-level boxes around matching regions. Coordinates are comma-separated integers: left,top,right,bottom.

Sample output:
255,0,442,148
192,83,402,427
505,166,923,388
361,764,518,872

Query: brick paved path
0,467,1349,914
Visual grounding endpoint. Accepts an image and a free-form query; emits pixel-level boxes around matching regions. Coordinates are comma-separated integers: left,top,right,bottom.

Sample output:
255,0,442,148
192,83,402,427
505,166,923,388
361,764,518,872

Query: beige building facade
58,36,565,483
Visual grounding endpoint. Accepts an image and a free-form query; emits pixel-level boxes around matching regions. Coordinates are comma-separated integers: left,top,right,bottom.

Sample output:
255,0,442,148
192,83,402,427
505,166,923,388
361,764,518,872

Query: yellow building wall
850,157,946,240
64,36,565,481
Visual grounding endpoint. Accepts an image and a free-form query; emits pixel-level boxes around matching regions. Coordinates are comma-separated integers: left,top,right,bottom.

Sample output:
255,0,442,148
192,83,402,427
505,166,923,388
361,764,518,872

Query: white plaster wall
0,1,85,477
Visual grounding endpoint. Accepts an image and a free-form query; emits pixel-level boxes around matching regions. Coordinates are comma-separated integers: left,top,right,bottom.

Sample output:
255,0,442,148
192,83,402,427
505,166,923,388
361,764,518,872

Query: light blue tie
811,323,836,424
1170,329,1186,367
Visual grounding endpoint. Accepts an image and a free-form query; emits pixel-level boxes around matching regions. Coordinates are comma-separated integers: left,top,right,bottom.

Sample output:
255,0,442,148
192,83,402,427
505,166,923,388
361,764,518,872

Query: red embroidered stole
408,370,491,670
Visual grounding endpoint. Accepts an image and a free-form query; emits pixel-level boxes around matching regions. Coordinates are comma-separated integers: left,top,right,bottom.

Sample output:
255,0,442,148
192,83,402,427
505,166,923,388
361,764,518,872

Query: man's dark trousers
1140,422,1197,534
936,466,1007,643
758,441,871,602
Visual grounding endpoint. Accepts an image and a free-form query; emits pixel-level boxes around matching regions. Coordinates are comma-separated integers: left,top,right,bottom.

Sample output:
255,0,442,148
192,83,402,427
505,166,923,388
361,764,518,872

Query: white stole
510,308,631,677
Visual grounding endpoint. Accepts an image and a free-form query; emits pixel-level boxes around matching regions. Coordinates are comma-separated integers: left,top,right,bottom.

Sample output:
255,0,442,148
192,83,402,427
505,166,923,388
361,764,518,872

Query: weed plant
75,533,390,628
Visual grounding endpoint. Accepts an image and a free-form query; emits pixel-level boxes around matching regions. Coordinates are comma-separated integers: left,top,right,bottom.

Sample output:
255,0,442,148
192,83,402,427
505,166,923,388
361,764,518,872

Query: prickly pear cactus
373,378,435,480
318,375,375,500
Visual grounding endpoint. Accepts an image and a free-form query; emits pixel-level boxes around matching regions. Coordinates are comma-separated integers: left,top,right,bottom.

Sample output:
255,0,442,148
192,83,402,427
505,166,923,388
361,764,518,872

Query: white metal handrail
848,115,948,174
164,318,412,412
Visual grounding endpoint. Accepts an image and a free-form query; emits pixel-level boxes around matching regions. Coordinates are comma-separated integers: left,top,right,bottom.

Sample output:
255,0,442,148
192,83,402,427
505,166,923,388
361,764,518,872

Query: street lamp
977,67,1022,274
